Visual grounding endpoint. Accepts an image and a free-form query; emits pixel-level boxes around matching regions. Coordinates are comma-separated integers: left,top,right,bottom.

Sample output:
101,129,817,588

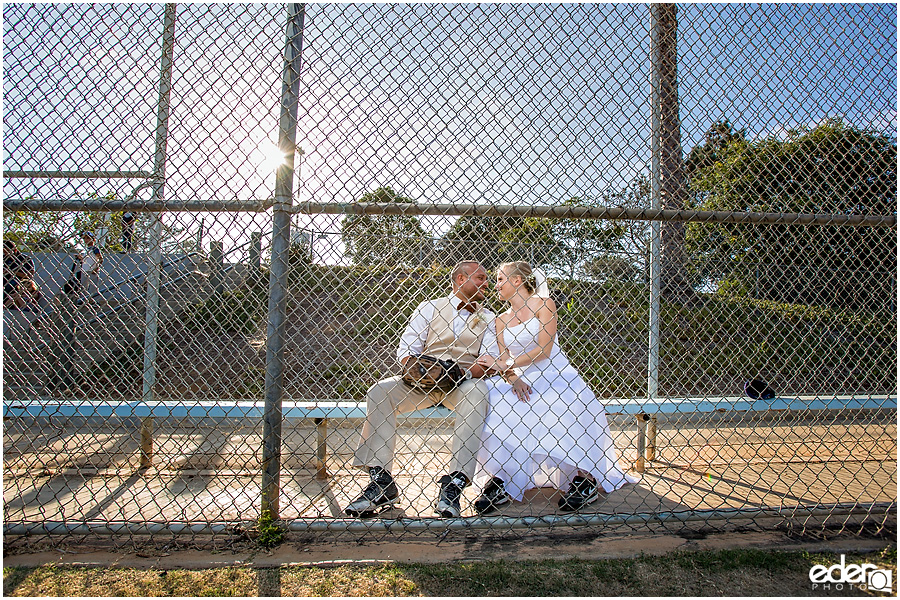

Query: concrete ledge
4,395,896,421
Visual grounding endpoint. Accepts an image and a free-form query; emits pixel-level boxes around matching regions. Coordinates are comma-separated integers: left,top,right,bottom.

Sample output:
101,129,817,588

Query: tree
4,209,129,253
3,209,73,251
3,192,160,253
340,187,434,268
437,214,555,272
684,119,747,176
611,174,653,283
581,254,641,284
438,195,631,279
652,3,692,299
547,196,626,280
685,119,897,310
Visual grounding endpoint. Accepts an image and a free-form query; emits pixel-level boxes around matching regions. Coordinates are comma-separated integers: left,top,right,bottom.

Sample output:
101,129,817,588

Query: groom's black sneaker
435,471,469,518
345,466,399,517
558,475,600,512
474,477,511,515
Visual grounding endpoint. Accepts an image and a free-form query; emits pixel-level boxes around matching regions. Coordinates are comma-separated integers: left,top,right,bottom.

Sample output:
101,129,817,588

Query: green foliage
438,192,638,277
154,262,893,400
73,194,128,252
2,204,132,252
684,118,749,181
551,273,894,398
581,254,641,284
3,209,73,251
182,290,266,336
685,119,897,311
339,187,434,267
337,186,639,278
255,510,285,549
437,213,554,271
322,361,380,400
2,191,171,254
83,342,143,394
236,366,266,398
545,196,629,278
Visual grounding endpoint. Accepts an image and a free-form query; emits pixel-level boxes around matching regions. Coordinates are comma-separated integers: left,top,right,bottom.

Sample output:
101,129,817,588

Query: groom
346,260,499,518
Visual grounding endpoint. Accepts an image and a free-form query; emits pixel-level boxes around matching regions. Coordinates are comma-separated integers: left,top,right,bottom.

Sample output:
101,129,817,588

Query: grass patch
4,547,896,597
255,510,285,549
236,365,266,399
3,565,256,597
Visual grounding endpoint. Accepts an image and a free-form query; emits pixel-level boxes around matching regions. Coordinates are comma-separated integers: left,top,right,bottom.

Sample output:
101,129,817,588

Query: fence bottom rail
3,502,894,537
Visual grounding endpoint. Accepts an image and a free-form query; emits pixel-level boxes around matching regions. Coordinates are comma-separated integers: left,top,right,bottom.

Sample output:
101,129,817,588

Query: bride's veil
533,268,550,298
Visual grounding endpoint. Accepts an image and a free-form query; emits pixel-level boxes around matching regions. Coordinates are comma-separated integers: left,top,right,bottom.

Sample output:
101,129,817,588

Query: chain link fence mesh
3,3,896,543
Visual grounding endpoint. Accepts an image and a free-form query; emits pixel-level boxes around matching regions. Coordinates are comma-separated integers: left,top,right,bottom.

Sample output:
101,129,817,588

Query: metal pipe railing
3,199,895,228
4,502,892,536
3,171,154,179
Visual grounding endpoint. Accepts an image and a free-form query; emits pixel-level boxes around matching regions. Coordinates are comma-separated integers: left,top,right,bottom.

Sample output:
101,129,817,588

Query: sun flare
259,143,287,172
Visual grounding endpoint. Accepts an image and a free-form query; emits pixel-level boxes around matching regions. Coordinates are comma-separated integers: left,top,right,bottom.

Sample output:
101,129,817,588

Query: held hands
477,353,531,401
475,354,505,374
466,363,489,379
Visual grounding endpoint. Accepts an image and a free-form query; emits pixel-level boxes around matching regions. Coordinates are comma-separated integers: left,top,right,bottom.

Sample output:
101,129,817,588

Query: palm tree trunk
651,3,692,300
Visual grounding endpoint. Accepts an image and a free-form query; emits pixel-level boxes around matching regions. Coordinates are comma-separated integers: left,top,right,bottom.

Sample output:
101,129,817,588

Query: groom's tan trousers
352,375,489,479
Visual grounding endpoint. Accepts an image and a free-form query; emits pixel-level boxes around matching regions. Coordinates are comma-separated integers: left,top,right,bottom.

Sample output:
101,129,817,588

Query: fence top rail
2,198,275,213
4,171,155,179
3,197,895,226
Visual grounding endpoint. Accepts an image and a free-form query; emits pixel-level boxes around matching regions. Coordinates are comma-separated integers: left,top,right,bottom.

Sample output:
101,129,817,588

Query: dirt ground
5,415,895,525
4,526,895,570
5,408,895,580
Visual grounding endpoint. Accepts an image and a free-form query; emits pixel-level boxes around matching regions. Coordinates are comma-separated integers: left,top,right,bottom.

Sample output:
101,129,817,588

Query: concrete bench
2,399,450,479
602,396,897,471
4,395,895,475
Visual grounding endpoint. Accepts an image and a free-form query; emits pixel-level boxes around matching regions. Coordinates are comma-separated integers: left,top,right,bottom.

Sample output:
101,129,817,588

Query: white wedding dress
475,317,637,501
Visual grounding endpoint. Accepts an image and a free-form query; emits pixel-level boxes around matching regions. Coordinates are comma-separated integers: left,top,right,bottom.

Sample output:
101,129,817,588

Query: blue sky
3,3,896,251
295,3,895,209
677,3,896,142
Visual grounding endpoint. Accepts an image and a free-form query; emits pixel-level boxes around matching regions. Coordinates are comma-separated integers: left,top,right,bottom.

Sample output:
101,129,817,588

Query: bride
473,261,636,514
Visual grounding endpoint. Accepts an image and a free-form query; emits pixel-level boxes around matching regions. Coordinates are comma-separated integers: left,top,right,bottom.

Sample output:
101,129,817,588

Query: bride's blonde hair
499,261,536,294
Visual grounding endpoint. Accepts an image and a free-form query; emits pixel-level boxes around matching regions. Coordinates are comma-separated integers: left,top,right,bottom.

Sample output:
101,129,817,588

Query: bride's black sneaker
474,477,511,515
435,471,469,518
558,475,599,511
345,466,400,517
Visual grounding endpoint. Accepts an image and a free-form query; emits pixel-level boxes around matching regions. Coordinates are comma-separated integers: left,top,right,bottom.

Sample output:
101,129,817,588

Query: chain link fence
3,3,896,543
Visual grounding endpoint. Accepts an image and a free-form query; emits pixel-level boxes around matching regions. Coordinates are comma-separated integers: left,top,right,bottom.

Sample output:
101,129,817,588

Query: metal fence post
250,231,262,270
647,6,664,406
209,240,224,294
262,2,306,520
140,3,177,469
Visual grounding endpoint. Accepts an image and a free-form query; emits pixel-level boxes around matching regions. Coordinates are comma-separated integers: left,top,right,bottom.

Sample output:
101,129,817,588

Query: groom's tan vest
423,297,489,370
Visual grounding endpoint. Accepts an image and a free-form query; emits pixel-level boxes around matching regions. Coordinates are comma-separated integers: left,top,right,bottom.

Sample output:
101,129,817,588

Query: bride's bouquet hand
511,377,532,402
